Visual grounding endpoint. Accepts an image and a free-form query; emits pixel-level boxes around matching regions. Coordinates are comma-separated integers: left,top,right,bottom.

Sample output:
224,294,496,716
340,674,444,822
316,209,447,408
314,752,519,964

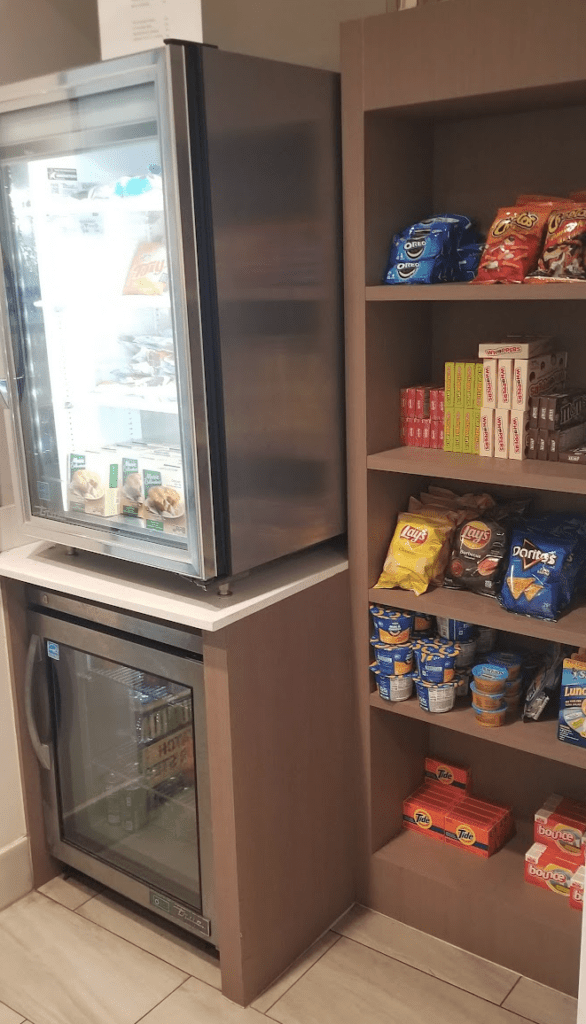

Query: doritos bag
475,203,554,284
375,510,456,596
499,523,581,620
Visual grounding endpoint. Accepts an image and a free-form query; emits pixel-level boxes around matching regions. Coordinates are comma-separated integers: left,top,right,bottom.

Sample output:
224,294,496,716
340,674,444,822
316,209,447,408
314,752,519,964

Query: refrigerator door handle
24,634,51,771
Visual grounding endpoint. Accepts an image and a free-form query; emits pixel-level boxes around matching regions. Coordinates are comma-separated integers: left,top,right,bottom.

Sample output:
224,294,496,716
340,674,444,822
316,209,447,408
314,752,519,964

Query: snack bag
123,242,168,296
499,524,580,620
529,207,586,280
447,518,507,596
374,510,455,596
384,215,482,285
475,203,553,283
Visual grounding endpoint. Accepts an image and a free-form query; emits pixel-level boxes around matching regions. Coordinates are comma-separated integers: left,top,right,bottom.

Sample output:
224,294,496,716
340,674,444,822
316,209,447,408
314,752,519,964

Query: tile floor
0,875,577,1024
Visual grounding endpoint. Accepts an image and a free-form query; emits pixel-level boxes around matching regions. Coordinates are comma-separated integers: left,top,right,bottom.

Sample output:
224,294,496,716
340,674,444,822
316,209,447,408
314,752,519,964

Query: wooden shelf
366,284,586,301
369,585,586,647
370,691,585,769
367,447,586,494
370,823,581,994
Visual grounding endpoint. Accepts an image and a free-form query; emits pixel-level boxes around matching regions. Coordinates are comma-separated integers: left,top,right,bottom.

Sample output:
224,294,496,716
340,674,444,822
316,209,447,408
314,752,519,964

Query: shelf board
88,391,178,414
367,446,586,494
370,690,584,769
369,585,586,647
366,283,586,301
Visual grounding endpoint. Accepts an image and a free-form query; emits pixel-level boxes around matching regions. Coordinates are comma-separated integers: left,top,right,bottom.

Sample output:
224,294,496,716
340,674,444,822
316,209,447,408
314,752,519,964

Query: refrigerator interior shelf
88,391,178,414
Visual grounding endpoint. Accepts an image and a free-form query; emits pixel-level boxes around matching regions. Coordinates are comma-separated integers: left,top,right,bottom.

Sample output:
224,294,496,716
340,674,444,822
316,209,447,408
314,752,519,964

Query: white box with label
98,0,202,61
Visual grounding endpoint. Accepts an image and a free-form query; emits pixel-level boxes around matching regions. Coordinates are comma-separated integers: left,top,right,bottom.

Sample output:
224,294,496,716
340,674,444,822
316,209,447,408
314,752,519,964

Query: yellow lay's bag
375,510,456,596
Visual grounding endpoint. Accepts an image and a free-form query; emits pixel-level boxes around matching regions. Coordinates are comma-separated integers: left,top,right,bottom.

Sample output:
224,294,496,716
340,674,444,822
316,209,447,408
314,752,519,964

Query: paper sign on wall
98,0,202,61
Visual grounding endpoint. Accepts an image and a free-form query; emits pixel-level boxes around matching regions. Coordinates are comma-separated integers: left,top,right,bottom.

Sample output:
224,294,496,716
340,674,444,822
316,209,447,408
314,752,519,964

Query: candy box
570,865,584,911
494,409,509,459
403,782,463,842
444,363,455,407
478,336,554,360
534,797,586,861
454,362,465,408
525,842,577,897
444,408,454,451
482,360,497,409
558,657,586,749
479,408,494,457
512,351,567,411
497,358,513,409
68,451,120,517
424,756,471,793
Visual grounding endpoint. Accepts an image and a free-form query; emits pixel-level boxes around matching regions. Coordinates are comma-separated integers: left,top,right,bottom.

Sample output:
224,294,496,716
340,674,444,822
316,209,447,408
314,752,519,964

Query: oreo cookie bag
384,215,482,285
500,523,581,620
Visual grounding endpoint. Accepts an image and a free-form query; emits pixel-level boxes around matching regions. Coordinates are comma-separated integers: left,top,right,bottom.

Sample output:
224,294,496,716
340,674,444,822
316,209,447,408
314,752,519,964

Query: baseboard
0,836,32,911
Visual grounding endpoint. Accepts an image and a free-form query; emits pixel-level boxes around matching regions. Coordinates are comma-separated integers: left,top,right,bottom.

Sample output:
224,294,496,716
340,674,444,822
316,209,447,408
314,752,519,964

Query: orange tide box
403,783,463,843
534,795,586,861
424,757,472,793
445,797,513,857
570,866,584,911
525,842,578,897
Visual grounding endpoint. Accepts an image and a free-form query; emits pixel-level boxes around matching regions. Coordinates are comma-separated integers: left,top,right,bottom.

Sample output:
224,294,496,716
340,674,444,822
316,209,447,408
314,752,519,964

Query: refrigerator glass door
49,642,202,911
0,51,213,577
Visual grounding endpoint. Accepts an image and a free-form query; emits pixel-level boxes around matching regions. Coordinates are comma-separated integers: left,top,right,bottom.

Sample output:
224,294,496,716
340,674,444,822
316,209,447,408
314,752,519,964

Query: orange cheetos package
475,203,554,284
530,207,586,280
374,510,456,596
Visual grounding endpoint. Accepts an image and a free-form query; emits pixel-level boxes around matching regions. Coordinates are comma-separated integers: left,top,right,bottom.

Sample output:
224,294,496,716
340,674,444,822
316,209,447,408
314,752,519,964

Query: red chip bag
530,206,586,280
475,203,554,284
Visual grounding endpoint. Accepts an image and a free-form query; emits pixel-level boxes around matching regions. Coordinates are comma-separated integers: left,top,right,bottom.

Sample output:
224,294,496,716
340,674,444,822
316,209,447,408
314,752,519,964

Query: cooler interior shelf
366,284,586,301
369,691,584,770
370,823,581,994
367,447,586,494
369,586,586,648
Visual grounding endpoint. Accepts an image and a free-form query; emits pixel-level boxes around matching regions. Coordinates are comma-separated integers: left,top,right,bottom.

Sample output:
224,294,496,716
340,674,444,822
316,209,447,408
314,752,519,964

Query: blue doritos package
499,522,582,621
384,214,482,285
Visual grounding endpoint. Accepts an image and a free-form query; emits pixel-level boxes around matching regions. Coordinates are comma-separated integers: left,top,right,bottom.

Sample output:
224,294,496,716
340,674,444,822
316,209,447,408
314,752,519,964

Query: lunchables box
525,842,577,898
570,865,584,911
424,757,472,793
403,783,463,843
558,657,586,750
535,795,586,860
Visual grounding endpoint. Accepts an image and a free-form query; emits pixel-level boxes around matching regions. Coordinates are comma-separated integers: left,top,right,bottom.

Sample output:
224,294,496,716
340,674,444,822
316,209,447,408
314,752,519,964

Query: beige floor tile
502,977,577,1024
0,1003,25,1024
139,976,265,1023
333,905,518,1005
267,936,529,1024
38,874,101,911
78,891,221,988
252,932,340,1012
0,891,187,1024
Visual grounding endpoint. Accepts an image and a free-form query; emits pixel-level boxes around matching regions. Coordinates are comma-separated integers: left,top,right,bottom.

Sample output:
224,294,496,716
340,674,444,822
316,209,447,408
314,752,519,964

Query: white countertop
0,541,347,631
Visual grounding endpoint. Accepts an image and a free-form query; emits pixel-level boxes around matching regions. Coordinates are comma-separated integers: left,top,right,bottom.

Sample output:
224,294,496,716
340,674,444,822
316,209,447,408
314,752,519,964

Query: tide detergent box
534,795,586,861
525,842,577,898
403,783,463,843
571,865,584,911
558,657,586,750
445,797,513,857
424,757,472,794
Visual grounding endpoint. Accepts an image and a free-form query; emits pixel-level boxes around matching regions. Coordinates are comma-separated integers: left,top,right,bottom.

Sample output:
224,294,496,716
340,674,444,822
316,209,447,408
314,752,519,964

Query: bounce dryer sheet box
558,657,586,750
424,757,472,793
67,451,120,517
403,783,463,843
525,842,578,898
571,865,584,911
534,796,586,862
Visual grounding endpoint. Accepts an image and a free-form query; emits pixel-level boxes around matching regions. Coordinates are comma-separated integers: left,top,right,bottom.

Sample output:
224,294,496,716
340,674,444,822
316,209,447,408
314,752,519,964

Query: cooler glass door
0,49,217,578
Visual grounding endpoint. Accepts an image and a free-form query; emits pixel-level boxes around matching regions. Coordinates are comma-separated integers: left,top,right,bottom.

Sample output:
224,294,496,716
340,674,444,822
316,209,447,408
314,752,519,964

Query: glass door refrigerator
0,44,344,582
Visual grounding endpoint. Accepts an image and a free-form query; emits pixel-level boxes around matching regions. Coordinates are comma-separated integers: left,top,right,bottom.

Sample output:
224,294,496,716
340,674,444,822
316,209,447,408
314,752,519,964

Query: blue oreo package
499,521,584,621
384,214,482,285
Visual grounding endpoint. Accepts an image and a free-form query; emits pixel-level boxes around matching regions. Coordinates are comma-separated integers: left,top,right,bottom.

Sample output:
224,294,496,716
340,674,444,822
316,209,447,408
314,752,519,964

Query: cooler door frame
0,46,220,580
27,609,215,942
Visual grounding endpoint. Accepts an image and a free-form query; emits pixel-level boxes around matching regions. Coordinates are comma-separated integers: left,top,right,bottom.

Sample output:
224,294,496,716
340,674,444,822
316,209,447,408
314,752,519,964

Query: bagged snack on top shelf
374,509,457,596
527,206,586,281
475,202,554,283
383,214,482,285
523,644,564,721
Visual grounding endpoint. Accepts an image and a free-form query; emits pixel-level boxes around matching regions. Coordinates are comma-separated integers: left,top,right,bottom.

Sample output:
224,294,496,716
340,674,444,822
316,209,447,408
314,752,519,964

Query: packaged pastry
68,451,119,517
121,457,142,517
374,510,456,596
123,242,168,296
475,203,554,283
141,459,186,536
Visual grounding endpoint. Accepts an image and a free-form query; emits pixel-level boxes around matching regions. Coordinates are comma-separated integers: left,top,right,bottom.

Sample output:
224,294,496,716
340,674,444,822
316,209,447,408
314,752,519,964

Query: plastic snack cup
487,651,523,681
472,663,508,694
470,683,506,710
370,605,414,645
373,667,413,703
473,704,507,728
416,679,456,714
421,645,458,684
436,617,476,642
371,641,413,676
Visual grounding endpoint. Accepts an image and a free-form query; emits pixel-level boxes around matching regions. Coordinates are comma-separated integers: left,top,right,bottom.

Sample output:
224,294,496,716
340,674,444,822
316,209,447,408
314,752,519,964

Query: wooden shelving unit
342,0,586,998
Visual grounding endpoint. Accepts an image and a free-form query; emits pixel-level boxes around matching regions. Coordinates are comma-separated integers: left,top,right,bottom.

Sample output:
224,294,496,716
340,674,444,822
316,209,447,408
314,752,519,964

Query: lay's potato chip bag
375,511,455,596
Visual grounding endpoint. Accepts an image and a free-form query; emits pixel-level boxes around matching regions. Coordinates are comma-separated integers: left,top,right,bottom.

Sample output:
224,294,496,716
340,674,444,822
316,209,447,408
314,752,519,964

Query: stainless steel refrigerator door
0,48,217,579
27,610,214,941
